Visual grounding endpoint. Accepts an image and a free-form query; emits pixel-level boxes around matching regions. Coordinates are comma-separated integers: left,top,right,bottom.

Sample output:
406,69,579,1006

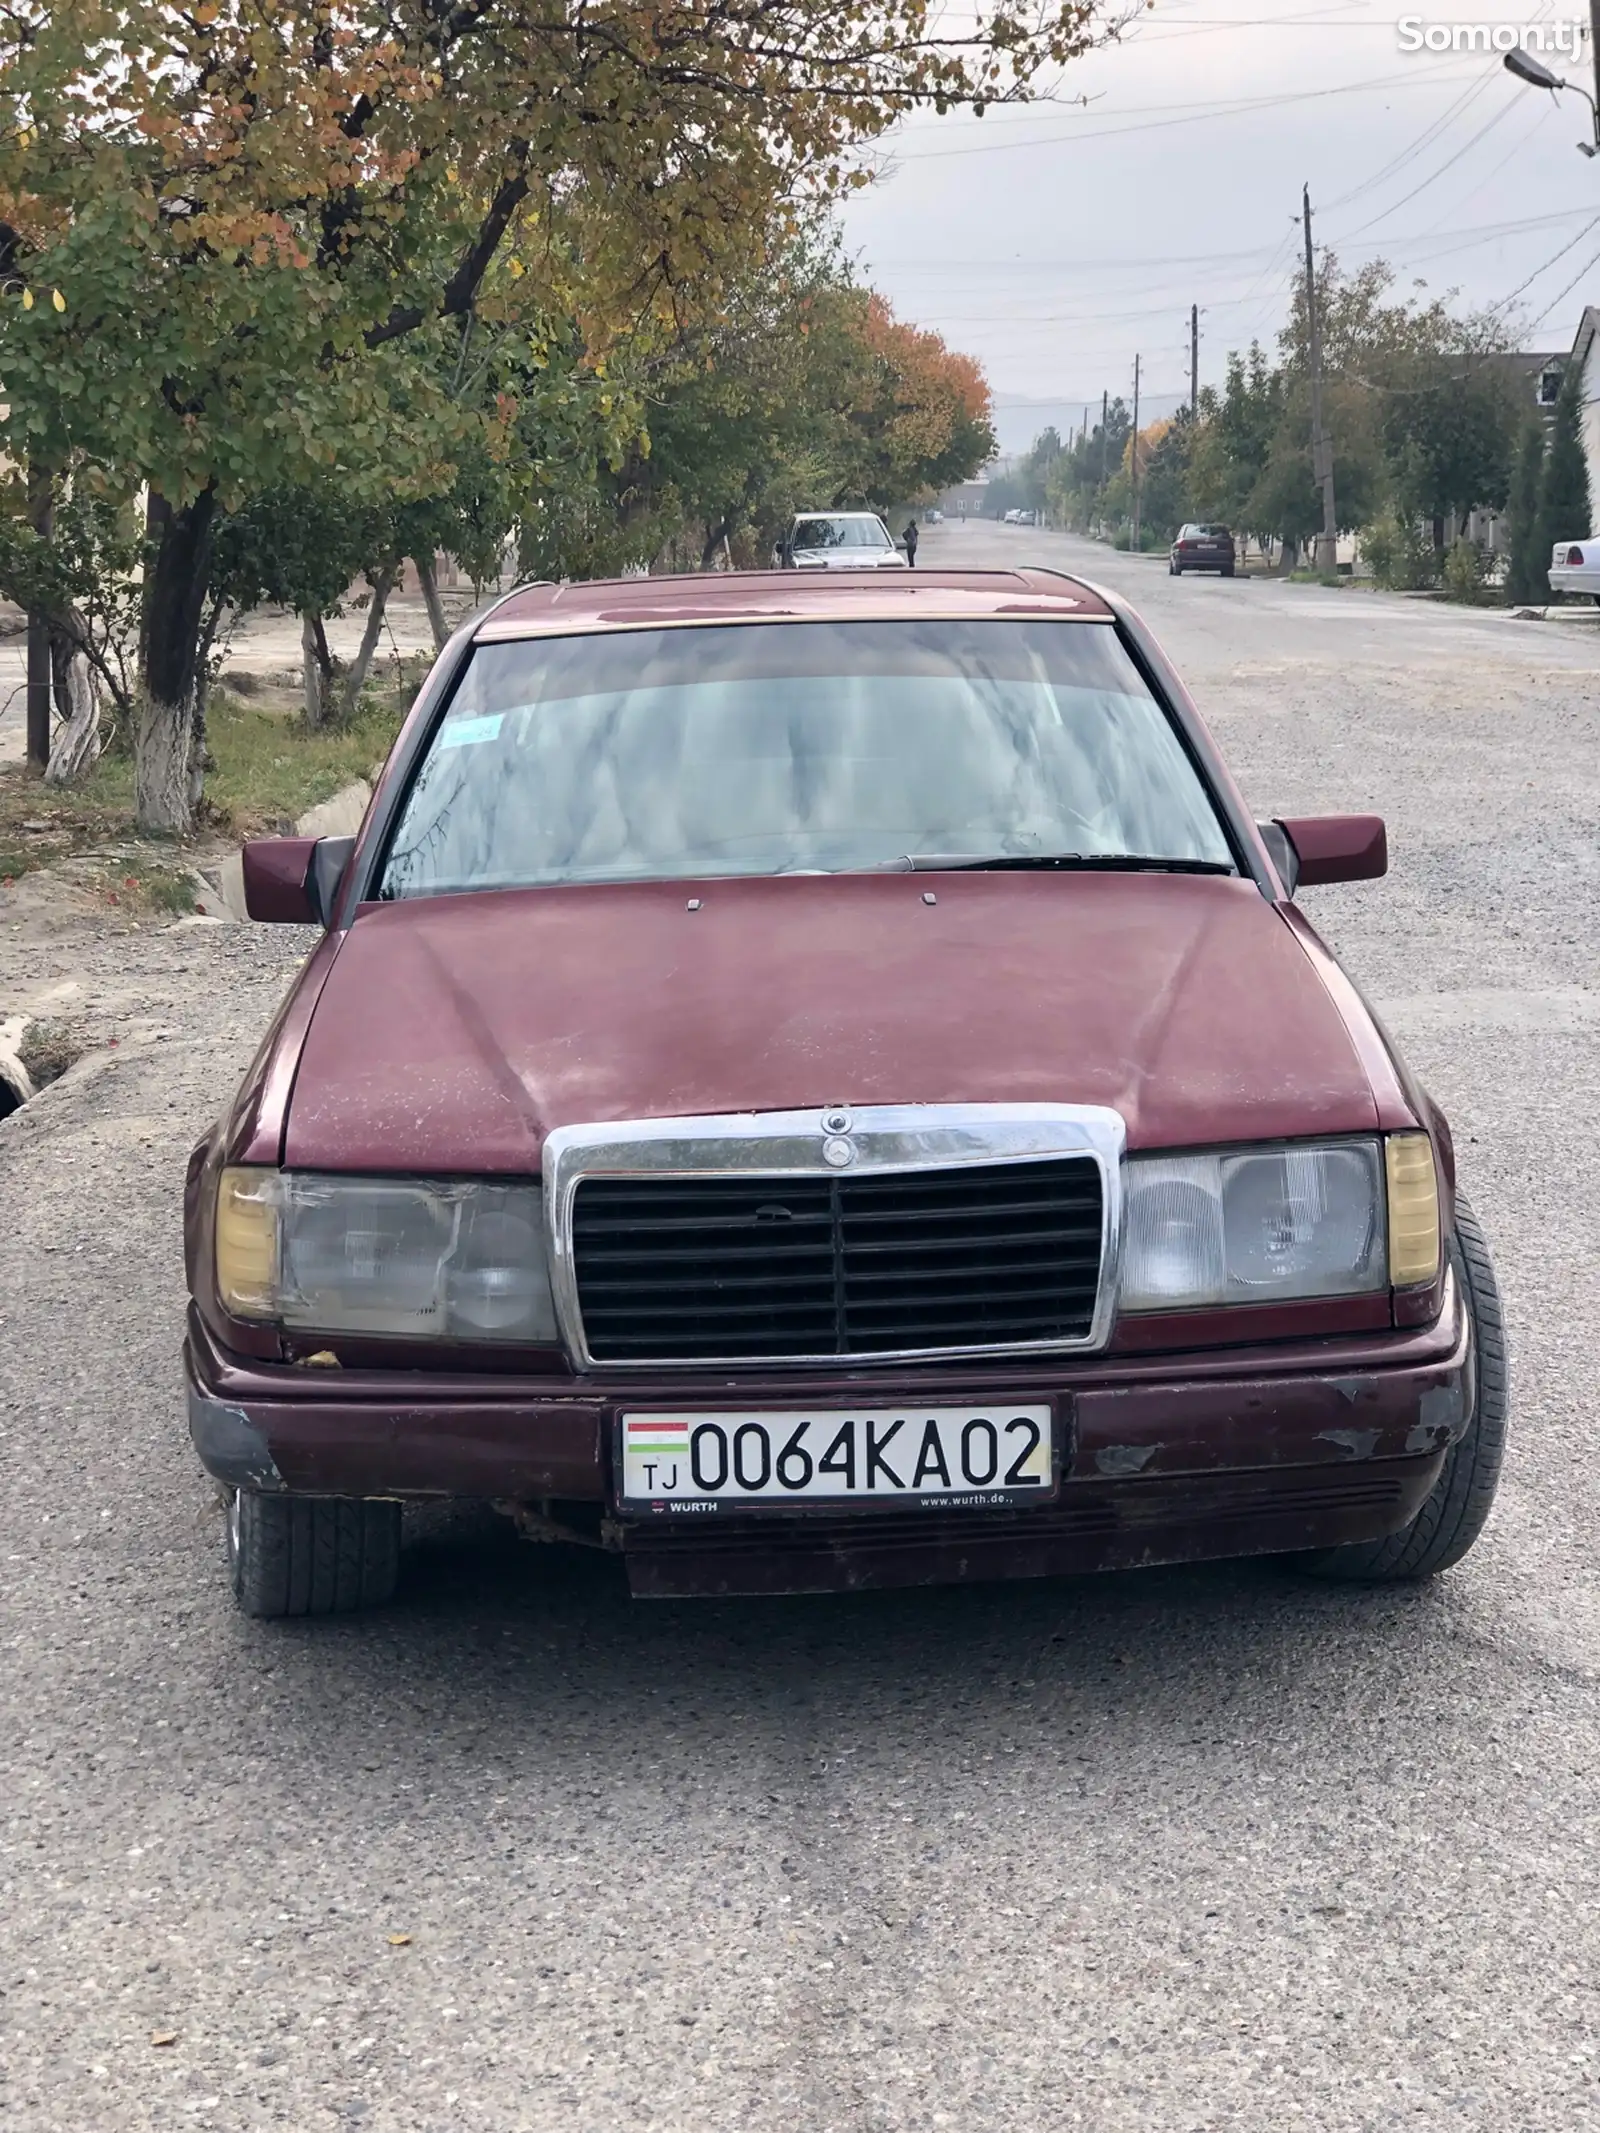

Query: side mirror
1258,815,1387,895
241,835,356,925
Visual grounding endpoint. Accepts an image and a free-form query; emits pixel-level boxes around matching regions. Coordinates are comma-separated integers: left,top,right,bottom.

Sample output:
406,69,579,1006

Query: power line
1416,96,1553,233
876,67,1480,163
863,207,1597,281
892,212,1600,328
1526,244,1600,331
1487,214,1600,318
1318,59,1502,212
1334,89,1526,240
1316,0,1556,216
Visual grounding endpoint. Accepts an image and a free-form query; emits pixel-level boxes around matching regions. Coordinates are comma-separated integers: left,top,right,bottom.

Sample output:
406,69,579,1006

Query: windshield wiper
895,852,1236,875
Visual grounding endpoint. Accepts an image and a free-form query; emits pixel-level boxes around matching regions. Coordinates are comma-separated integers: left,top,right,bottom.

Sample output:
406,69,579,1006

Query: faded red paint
283,872,1385,1175
184,567,1472,1594
481,566,1114,638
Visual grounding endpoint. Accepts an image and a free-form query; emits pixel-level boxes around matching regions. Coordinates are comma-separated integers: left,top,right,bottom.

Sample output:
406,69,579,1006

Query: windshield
378,619,1235,898
791,518,890,550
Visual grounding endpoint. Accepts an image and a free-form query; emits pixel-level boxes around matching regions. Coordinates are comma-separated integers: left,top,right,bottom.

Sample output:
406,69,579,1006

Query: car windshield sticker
436,712,503,749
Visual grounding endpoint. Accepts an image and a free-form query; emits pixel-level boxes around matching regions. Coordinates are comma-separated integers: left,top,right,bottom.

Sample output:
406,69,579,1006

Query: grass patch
0,665,422,874
0,781,130,881
199,682,417,834
139,869,198,915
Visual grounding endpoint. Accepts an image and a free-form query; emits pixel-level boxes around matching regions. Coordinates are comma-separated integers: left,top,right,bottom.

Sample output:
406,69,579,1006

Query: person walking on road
903,518,919,568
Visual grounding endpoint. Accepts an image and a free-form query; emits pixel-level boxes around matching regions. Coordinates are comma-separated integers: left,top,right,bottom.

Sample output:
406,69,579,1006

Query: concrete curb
207,778,373,923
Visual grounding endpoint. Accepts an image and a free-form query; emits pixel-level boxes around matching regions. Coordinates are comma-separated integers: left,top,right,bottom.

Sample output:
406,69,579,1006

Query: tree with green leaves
1505,410,1549,605
0,0,1115,831
1538,364,1592,591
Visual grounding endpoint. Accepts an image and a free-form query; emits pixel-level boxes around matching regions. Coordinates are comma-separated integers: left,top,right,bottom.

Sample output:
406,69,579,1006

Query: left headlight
214,1170,560,1344
1120,1140,1387,1312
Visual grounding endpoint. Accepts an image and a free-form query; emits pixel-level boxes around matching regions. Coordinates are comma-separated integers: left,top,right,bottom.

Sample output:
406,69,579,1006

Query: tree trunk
414,553,450,650
337,565,399,721
44,635,101,785
301,611,324,726
137,488,218,834
25,465,53,770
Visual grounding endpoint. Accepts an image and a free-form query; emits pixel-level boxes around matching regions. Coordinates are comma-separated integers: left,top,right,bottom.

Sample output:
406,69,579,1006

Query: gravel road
4,527,1600,2131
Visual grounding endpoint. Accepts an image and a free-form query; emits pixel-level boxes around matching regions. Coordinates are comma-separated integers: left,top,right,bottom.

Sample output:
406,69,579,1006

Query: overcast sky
841,0,1600,451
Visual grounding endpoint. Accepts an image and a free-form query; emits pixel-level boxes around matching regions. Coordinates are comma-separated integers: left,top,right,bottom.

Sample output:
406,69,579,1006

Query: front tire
1298,1193,1507,1582
228,1490,402,1618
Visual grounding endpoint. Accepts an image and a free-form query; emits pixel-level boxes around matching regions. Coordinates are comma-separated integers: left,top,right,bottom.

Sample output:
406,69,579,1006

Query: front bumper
185,1277,1471,1593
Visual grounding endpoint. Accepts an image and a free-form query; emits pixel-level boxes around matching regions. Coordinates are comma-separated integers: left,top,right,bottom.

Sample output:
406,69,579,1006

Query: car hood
284,872,1381,1173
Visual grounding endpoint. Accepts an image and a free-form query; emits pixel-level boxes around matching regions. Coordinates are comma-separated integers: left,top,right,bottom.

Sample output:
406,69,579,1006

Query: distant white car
926,509,943,524
1002,509,1021,525
774,512,906,570
1548,538,1600,602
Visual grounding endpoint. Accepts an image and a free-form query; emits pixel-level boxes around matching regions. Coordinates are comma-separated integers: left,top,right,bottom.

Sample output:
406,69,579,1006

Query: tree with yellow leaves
0,0,1124,827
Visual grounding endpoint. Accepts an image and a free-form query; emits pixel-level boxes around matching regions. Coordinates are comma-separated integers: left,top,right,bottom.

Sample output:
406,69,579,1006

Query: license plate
618,1405,1054,1512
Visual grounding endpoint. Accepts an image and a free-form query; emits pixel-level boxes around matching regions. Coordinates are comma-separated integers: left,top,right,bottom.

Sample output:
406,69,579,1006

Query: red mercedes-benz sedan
185,566,1506,1615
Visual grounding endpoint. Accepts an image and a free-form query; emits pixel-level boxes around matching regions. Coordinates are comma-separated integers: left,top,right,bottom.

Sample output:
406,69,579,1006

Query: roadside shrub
1441,538,1491,604
1360,513,1437,591
141,871,199,914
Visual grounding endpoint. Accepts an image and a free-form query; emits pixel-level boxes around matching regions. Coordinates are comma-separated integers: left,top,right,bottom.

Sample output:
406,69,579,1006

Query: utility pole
24,465,51,772
1131,354,1142,554
1190,304,1200,421
1302,185,1338,576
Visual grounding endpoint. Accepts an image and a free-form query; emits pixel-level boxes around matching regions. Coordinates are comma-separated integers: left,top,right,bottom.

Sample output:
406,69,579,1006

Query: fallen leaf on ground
150,2031,178,2047
387,1932,412,1947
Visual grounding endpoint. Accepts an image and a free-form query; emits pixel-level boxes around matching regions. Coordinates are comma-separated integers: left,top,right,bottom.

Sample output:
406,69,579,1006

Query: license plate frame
613,1399,1065,1516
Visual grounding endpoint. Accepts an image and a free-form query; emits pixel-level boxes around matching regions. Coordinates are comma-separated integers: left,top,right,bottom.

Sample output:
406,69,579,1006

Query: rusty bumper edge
184,1276,1469,1512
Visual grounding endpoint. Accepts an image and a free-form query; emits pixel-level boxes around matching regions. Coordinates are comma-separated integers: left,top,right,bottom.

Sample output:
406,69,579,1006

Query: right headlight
214,1169,560,1344
1120,1137,1432,1312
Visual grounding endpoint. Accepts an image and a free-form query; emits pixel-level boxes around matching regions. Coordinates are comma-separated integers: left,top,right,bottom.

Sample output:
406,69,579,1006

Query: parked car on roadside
772,512,905,570
189,564,1506,1616
1171,523,1236,577
1547,539,1600,603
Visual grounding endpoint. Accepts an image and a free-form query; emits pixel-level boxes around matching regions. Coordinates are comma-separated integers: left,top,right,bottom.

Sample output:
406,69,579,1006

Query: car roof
793,510,881,520
476,568,1115,642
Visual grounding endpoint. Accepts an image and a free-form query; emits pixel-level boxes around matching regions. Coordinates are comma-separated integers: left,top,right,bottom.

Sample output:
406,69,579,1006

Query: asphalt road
5,526,1600,2131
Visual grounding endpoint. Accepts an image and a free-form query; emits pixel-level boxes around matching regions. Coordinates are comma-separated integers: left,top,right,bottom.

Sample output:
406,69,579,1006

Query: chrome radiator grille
570,1155,1105,1363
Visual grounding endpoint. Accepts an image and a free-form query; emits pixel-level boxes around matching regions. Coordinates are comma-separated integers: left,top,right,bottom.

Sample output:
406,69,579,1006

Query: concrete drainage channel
207,777,374,921
0,780,371,1121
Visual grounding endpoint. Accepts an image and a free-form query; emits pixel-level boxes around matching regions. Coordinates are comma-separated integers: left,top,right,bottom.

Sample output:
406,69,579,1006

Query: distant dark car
188,566,1504,1617
1171,523,1236,577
